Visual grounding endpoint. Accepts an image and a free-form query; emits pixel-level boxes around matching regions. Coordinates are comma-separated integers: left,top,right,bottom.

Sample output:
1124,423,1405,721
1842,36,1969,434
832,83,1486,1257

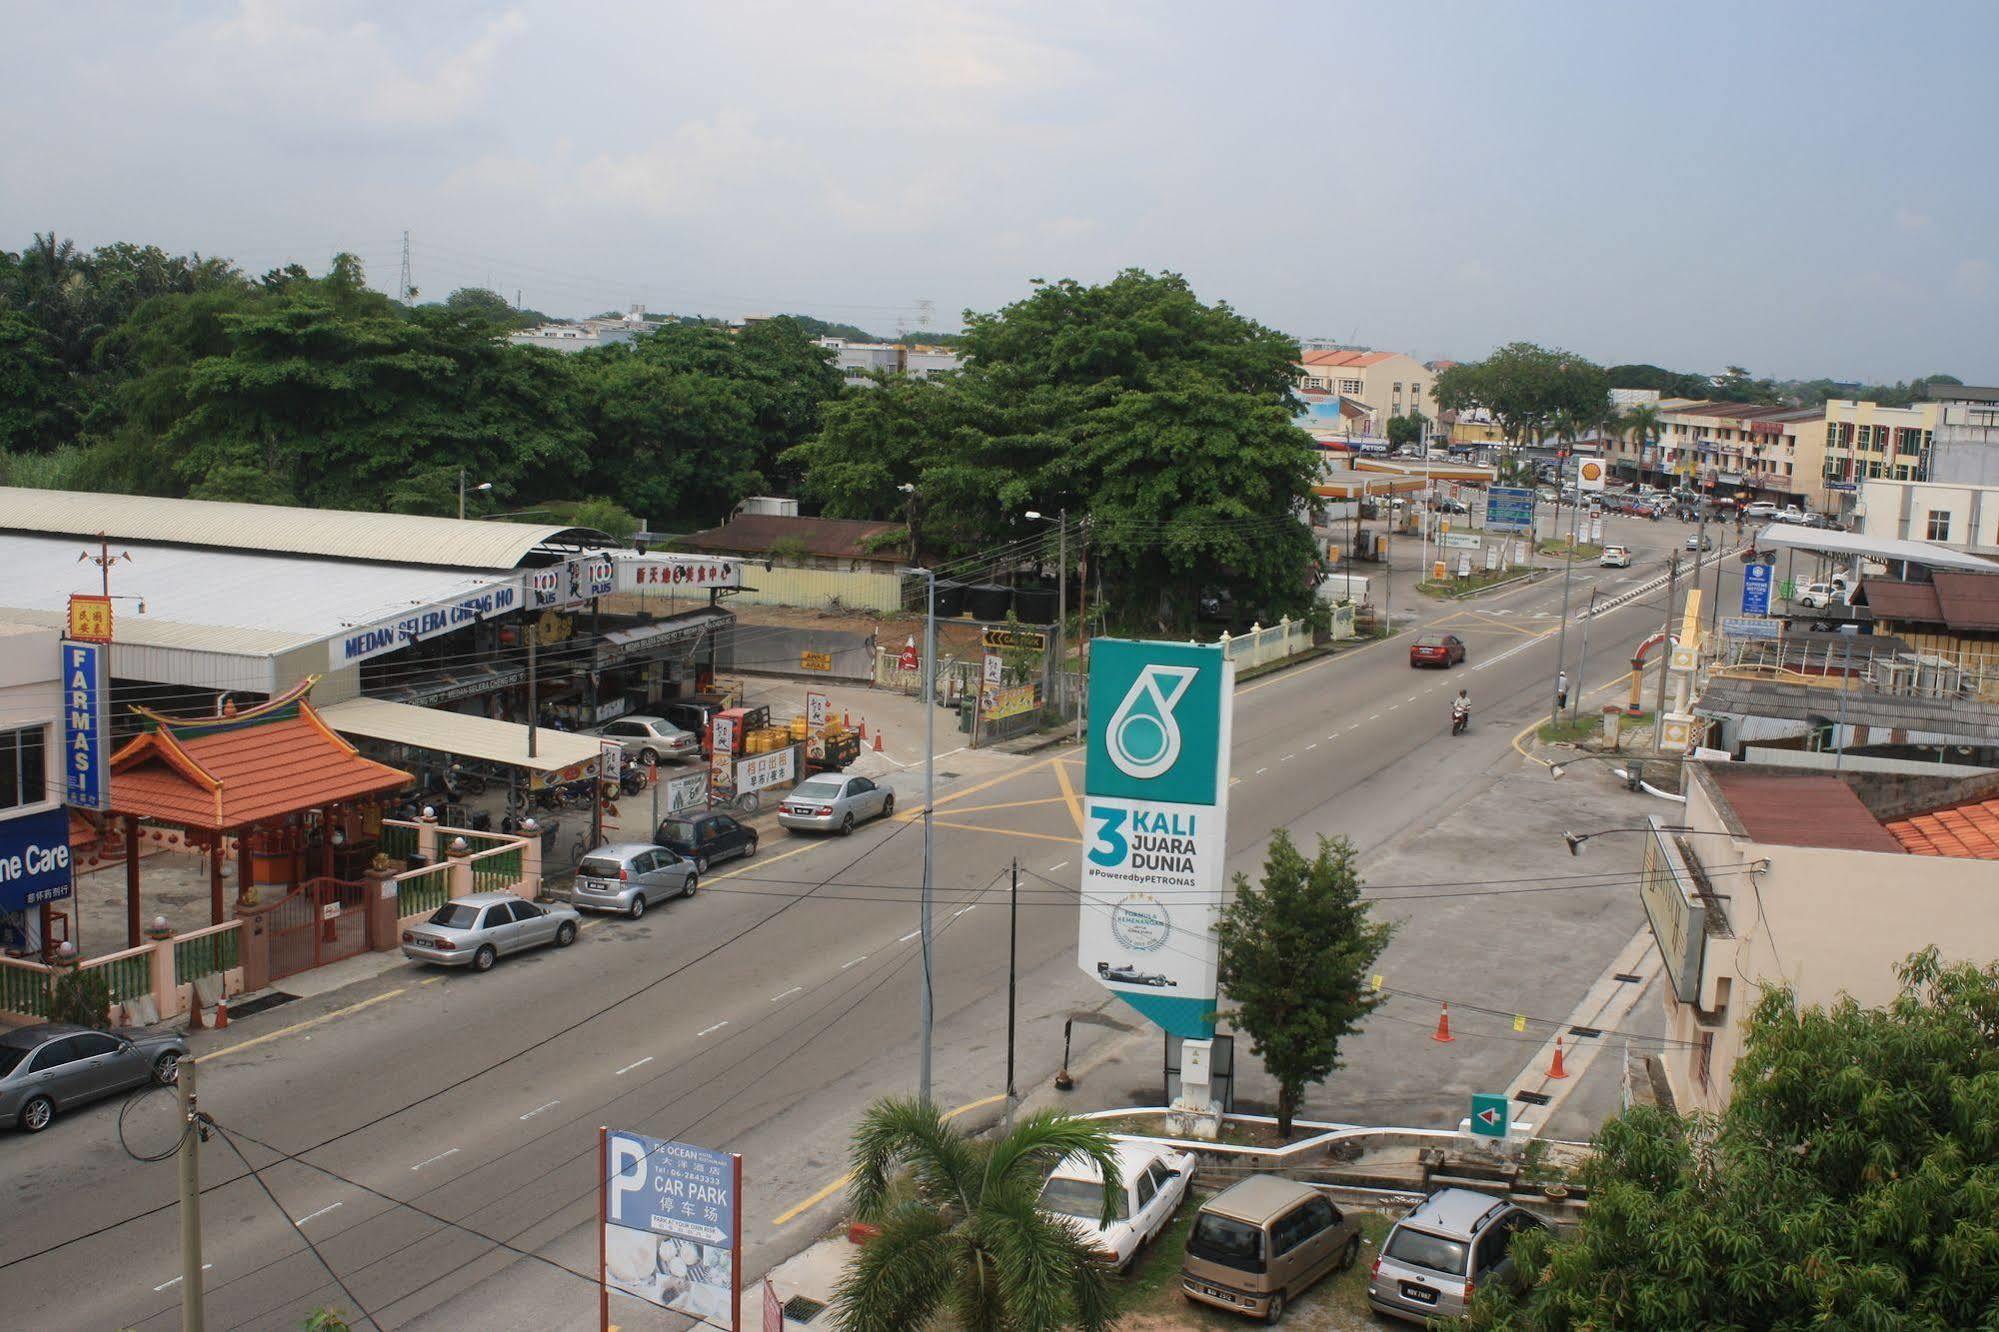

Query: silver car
776,773,895,835
596,714,699,765
400,891,581,971
570,843,698,919
1,1022,188,1133
1368,1187,1546,1323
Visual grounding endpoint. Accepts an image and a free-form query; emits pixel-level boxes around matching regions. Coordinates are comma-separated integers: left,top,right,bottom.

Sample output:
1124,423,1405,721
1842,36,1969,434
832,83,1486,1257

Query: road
0,506,1748,1331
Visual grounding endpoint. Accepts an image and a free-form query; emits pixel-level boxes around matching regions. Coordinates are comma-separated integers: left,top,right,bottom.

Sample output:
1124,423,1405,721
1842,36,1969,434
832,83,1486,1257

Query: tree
1387,411,1427,450
1434,344,1610,449
1215,831,1394,1138
1465,947,1999,1331
568,496,639,543
1621,403,1662,471
831,1097,1123,1332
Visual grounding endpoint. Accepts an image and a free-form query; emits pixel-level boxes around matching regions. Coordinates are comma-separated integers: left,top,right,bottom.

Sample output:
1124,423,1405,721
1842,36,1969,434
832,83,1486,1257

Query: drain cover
1568,1026,1602,1039
222,991,300,1021
783,1294,827,1322
1612,972,1644,983
1514,1090,1552,1106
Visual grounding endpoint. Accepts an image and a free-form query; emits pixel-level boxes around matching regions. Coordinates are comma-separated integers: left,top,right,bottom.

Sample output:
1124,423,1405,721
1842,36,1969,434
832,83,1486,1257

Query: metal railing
468,843,526,895
172,922,240,985
79,946,155,1005
0,956,53,1018
396,863,453,920
379,821,418,862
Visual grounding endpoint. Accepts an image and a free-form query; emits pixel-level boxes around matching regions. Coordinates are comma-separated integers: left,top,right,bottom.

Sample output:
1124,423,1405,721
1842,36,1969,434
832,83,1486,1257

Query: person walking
1556,670,1570,711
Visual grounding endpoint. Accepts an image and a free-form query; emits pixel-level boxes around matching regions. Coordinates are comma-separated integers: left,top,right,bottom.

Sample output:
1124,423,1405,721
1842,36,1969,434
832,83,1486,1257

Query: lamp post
898,481,939,1106
458,469,493,520
1562,825,1753,856
1026,509,1070,725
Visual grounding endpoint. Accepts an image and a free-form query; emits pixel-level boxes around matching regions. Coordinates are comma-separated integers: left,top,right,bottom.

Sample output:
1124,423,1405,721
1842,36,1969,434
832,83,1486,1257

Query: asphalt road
0,506,1747,1331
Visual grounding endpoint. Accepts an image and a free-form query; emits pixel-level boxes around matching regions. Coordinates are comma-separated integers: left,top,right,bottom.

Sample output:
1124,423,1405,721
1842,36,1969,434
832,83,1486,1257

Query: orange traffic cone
858,719,868,740
1547,1036,1569,1079
214,996,230,1030
1432,1002,1454,1043
186,991,205,1030
873,730,884,753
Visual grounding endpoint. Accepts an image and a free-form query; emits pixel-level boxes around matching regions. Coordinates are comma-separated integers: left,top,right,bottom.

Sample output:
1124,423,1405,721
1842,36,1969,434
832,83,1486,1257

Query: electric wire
209,1121,383,1332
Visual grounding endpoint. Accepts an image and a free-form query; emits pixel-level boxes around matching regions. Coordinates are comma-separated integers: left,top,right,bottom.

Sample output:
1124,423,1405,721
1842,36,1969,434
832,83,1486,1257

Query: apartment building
814,338,963,384
1295,350,1439,429
1608,400,1827,507
1821,399,1940,486
1926,384,1999,485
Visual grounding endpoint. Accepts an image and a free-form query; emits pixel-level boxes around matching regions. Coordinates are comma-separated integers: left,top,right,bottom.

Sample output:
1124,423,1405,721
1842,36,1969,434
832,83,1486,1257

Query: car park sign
1470,1093,1509,1139
602,1129,740,1327
1078,639,1233,1037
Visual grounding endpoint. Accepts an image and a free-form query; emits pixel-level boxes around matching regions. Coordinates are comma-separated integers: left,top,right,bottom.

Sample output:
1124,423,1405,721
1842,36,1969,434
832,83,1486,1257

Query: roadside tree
1215,831,1394,1138
1464,947,1999,1330
831,1097,1123,1332
1386,411,1426,450
1433,344,1609,450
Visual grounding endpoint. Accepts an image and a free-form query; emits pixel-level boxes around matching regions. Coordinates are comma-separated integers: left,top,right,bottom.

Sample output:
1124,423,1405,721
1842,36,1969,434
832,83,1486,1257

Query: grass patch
1537,539,1603,559
1538,711,1652,744
1118,1204,1397,1330
1417,566,1536,598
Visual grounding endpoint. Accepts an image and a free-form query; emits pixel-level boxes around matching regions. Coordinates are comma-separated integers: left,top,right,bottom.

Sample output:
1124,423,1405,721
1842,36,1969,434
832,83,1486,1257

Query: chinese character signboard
603,1129,740,1328
736,746,796,795
526,555,617,610
1078,639,1233,1038
67,594,113,643
806,692,830,727
617,555,744,593
62,640,109,812
0,806,74,914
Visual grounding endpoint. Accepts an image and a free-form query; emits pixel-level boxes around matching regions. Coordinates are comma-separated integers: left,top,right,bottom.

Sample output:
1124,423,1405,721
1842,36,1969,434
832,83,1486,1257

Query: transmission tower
915,298,935,331
398,230,415,304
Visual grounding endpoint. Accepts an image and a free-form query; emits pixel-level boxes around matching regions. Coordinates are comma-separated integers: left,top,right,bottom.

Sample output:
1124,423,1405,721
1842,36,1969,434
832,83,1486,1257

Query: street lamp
1562,825,1751,856
1025,509,1081,735
898,483,939,1106
459,469,493,520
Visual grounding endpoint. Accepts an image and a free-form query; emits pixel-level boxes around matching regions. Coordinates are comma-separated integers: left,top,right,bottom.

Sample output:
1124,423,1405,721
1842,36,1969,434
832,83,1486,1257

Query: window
1340,378,1363,394
1187,1213,1263,1273
1145,1161,1175,1193
1272,1205,1315,1256
0,725,48,812
1037,1176,1127,1221
1696,1031,1714,1090
1927,510,1952,542
508,900,543,923
29,1037,82,1073
70,1032,121,1059
1134,1170,1158,1209
479,906,509,930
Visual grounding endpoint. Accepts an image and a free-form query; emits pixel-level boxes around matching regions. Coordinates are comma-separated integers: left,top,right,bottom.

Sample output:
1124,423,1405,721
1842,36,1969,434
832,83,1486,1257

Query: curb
1420,568,1556,601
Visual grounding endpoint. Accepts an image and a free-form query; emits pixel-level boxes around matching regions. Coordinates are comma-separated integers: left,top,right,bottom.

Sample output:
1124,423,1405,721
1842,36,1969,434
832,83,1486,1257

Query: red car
1409,632,1467,668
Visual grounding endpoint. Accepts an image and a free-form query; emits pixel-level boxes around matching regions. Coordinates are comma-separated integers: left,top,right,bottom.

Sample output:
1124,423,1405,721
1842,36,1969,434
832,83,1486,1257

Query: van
1367,1187,1545,1324
1316,573,1371,606
1181,1175,1362,1324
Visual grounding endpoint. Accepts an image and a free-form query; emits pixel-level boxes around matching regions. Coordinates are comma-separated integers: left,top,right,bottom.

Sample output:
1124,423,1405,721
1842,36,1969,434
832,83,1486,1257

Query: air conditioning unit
736,496,800,518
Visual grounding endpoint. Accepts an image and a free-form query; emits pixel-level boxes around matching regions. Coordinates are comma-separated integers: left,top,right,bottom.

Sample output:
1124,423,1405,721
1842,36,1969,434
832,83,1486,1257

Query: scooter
1451,704,1469,737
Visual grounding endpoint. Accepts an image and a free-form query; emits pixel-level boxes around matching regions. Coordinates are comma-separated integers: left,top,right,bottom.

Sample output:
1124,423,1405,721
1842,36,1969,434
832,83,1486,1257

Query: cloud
1893,206,1931,232
571,111,795,219
370,11,527,123
1956,258,1994,298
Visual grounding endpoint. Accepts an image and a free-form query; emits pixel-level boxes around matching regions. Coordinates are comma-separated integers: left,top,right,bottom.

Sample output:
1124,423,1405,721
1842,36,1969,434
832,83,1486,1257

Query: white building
0,622,65,957
1858,478,1999,557
815,338,963,384
507,307,659,354
1927,385,1999,486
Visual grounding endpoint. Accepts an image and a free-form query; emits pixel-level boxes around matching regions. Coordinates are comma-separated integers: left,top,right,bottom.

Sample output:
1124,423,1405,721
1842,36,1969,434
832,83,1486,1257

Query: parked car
1183,1174,1363,1324
1744,501,1779,519
1409,633,1467,669
1778,505,1806,523
776,773,895,835
1368,1187,1546,1324
594,715,699,766
1685,532,1713,551
1434,497,1469,515
570,843,698,918
399,891,580,971
1797,581,1844,609
1038,1142,1197,1271
660,699,725,744
1,1022,188,1134
1598,544,1631,569
653,810,757,872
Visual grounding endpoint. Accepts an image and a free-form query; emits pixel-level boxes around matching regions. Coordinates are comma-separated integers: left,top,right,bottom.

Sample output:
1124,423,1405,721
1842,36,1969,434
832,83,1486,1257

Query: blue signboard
1741,562,1773,616
604,1130,738,1322
1485,486,1536,533
61,641,109,812
0,806,75,914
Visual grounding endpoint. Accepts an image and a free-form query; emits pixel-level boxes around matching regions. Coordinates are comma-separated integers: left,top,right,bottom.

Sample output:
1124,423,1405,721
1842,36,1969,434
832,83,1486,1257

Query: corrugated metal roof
1756,523,1999,573
1932,573,1999,631
0,487,612,570
1701,765,1908,853
1859,580,1944,623
680,515,904,562
319,696,604,773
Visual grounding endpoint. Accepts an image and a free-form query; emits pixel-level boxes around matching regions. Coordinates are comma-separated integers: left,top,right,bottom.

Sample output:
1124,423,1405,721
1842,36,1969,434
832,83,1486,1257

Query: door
507,899,556,948
631,851,665,904
711,816,745,859
847,777,883,818
1129,1167,1159,1258
67,1031,134,1098
26,1036,90,1105
478,902,521,955
1138,1160,1178,1242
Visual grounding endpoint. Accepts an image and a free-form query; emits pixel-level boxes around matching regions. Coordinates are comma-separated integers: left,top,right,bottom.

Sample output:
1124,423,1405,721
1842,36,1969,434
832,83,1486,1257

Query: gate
267,878,373,984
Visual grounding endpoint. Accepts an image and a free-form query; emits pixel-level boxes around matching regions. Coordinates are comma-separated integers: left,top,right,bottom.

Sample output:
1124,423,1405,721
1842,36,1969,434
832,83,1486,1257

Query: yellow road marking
1511,676,1635,768
894,751,1069,822
934,795,1076,817
930,820,1082,846
194,988,407,1064
1053,756,1086,836
772,1093,1008,1226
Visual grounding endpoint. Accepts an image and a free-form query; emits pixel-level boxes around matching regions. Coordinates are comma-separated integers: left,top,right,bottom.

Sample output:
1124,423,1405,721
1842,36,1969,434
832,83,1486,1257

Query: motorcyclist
1451,688,1471,734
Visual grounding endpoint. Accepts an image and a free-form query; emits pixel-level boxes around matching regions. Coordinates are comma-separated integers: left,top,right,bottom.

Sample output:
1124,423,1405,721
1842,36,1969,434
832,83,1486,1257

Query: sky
3,0,1994,382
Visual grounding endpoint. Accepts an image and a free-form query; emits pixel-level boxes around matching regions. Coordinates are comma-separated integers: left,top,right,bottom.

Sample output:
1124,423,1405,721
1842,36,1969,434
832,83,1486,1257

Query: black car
653,811,758,873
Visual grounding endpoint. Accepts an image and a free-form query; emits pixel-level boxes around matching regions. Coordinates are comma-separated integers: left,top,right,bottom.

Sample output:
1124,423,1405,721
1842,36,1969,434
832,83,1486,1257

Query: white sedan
1037,1142,1197,1270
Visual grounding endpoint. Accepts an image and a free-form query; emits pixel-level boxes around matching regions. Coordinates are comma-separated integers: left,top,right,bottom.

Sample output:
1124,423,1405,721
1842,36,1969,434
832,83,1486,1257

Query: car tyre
628,895,648,921
19,1094,53,1133
152,1051,181,1086
555,921,578,947
638,747,658,765
880,794,895,819
682,873,698,899
743,836,758,858
1336,1234,1361,1272
695,855,710,874
839,812,855,836
473,944,497,972
1262,1292,1285,1326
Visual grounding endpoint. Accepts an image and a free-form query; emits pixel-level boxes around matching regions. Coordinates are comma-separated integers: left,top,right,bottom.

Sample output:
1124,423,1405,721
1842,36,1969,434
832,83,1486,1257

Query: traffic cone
858,719,868,741
1432,1002,1454,1043
186,991,205,1030
214,996,230,1030
873,730,884,752
1547,1036,1569,1079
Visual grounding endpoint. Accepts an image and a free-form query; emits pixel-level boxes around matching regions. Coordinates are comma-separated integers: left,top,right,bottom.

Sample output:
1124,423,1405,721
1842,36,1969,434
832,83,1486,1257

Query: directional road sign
1484,487,1535,533
1470,1093,1509,1139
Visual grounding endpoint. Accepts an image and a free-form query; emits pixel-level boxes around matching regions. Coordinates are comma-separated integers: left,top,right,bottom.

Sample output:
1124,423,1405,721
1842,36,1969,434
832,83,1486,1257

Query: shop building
0,623,66,958
1607,400,1827,507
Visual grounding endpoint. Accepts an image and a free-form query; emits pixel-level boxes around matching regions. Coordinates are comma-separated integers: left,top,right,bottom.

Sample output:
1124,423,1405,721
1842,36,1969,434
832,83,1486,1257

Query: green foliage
1606,363,1713,399
1214,831,1394,1138
567,497,639,543
1433,344,1610,447
1386,410,1427,449
833,1097,1123,1332
300,1309,354,1331
435,286,543,329
48,963,112,1029
1465,947,1999,1331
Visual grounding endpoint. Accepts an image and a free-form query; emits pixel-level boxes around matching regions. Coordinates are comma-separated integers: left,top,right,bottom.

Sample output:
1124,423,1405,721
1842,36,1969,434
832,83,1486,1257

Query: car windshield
657,820,697,843
428,903,481,929
1416,634,1449,647
0,1045,26,1076
792,779,844,799
1187,1213,1264,1273
1037,1176,1125,1222
1384,1226,1468,1276
577,858,624,879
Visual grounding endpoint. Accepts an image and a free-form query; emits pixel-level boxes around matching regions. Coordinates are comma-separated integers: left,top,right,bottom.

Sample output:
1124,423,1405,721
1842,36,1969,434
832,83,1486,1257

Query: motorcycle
1451,703,1469,737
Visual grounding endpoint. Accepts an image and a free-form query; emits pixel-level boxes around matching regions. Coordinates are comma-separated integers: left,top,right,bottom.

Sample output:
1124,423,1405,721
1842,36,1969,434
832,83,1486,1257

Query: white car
1037,1142,1197,1271
1599,544,1631,568
1744,501,1779,519
1778,505,1806,523
1798,582,1841,609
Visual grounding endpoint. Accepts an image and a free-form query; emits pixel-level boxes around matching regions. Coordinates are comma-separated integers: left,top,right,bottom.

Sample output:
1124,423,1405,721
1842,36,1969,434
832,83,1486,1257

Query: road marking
154,1265,214,1292
698,1021,729,1037
951,906,976,918
615,1056,655,1075
710,839,814,883
931,795,1074,817
195,987,408,1065
295,1202,343,1226
1255,767,1268,775
931,819,1082,845
420,976,445,986
840,955,868,969
411,1148,460,1171
1389,704,1399,711
899,930,921,943
1407,696,1417,703
519,1100,560,1121
1281,754,1293,761
896,751,1071,822
1048,861,1069,872
1305,743,1317,751
1472,633,1551,672
772,1093,1008,1226
770,986,805,1002
1369,714,1380,721
1053,757,1086,836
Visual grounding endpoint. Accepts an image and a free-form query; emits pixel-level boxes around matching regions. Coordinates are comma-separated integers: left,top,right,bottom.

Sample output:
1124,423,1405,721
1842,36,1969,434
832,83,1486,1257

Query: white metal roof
319,697,605,773
1755,522,1999,573
0,533,518,656
0,487,612,570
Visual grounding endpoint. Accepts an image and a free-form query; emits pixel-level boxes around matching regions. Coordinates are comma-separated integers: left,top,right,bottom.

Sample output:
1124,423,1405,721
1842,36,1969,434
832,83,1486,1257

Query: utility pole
1074,522,1089,743
526,619,539,760
1550,464,1583,728
1056,511,1068,726
918,568,937,1104
1005,857,1019,1130
1573,588,1599,722
178,1058,205,1332
1653,552,1679,749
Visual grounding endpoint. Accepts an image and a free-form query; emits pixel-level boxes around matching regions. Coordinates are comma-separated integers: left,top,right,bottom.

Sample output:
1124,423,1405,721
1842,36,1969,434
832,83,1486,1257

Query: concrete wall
1858,478,1999,553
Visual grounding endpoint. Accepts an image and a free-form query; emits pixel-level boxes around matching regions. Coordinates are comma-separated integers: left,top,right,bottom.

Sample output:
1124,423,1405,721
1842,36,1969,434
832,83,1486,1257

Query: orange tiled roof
1300,349,1396,368
109,701,411,829
1884,798,1999,860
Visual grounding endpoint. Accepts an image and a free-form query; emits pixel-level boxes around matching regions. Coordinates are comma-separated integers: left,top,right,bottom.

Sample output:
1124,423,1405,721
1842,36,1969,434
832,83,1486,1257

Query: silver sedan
776,774,895,835
1,1022,188,1133
400,891,581,971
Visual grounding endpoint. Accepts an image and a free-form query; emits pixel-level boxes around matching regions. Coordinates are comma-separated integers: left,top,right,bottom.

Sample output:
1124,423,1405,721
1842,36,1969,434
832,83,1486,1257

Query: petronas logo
1106,664,1199,779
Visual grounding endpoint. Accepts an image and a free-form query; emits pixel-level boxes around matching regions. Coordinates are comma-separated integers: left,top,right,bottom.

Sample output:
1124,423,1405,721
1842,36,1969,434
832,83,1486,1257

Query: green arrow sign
1470,1093,1509,1139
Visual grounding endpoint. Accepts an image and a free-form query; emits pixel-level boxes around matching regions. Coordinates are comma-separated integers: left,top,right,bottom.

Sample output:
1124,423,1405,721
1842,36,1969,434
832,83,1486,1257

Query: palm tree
1622,403,1662,482
832,1098,1125,1332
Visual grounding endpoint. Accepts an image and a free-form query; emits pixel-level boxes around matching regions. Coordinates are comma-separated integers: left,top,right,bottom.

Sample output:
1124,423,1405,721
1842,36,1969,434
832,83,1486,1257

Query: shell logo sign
1576,457,1607,492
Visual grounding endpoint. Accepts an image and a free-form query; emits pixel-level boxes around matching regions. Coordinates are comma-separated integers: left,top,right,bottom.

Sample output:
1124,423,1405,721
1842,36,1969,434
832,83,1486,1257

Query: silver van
1368,1187,1545,1323
570,843,698,918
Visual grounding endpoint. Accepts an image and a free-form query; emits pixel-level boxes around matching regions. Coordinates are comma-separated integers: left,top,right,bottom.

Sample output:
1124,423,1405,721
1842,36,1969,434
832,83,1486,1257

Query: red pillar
123,814,141,948
237,825,255,905
209,834,225,925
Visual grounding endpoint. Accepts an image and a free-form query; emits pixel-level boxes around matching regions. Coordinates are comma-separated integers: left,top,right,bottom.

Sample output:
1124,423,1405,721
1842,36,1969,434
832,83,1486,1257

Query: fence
0,920,245,1025
1218,616,1318,670
730,566,905,614
396,862,454,923
0,956,52,1019
172,921,240,987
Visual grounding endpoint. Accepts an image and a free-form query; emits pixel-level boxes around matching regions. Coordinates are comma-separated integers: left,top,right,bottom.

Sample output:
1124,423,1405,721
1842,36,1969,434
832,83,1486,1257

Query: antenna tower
398,230,415,304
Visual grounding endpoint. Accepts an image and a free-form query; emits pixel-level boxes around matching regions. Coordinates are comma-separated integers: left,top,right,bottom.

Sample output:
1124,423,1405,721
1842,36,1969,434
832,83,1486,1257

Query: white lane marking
1369,714,1380,721
411,1148,460,1171
295,1202,343,1226
1306,743,1318,751
952,906,977,918
616,1056,655,1075
1048,861,1069,872
771,986,805,1002
840,955,869,969
1281,754,1294,761
154,1265,214,1292
1389,704,1399,711
519,1100,560,1121
899,930,921,943
1406,696,1417,703
698,1021,729,1037
1473,636,1544,672
1325,734,1336,740
935,746,967,761
1255,767,1268,775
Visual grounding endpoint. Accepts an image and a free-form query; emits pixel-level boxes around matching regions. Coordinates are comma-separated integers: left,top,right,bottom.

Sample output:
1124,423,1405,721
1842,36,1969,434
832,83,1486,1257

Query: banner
1078,639,1233,1038
805,692,830,727
1484,486,1535,533
526,554,617,610
618,554,744,593
1741,563,1773,616
336,578,523,664
604,1130,740,1328
736,746,796,794
62,640,110,812
981,683,1036,721
0,806,74,914
666,771,710,814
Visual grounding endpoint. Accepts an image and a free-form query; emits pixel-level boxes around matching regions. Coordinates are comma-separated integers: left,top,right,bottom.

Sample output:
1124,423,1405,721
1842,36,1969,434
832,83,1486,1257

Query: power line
209,1122,383,1332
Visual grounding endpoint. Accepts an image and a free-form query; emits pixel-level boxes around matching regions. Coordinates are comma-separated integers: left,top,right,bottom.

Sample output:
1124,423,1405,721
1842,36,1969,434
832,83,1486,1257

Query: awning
1755,523,1999,573
320,697,604,774
594,610,731,667
378,661,528,706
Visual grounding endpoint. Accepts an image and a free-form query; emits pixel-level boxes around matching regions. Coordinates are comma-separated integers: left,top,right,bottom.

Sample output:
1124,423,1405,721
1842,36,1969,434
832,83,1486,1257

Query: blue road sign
1484,487,1535,533
1741,562,1773,616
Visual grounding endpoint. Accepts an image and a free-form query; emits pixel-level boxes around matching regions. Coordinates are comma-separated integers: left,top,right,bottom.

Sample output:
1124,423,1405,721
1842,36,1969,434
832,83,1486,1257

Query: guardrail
395,863,453,922
0,955,53,1019
171,921,240,986
80,946,155,1007
468,842,524,895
